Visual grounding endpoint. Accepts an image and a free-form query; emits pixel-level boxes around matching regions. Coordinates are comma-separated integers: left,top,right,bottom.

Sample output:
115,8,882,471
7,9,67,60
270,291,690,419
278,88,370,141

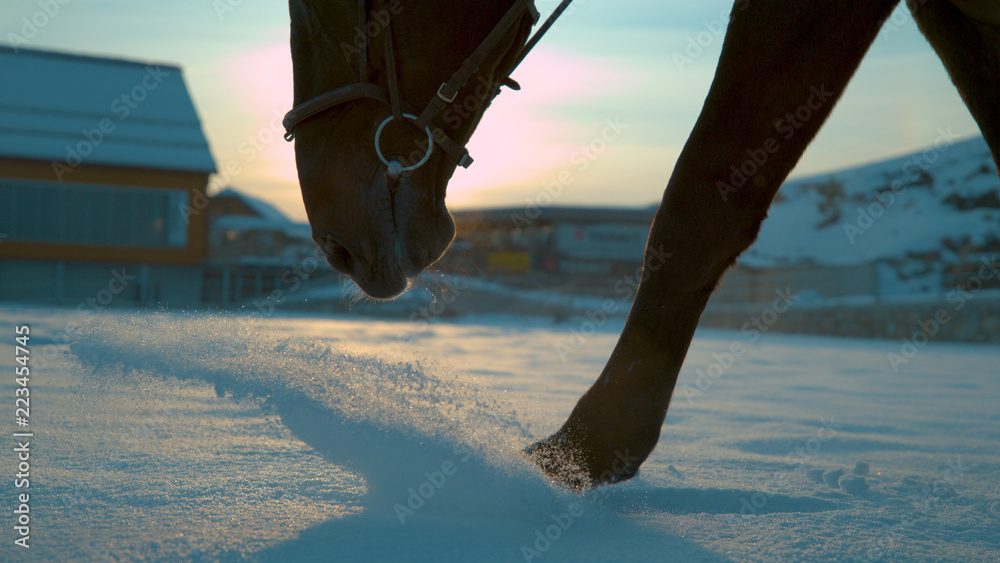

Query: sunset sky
2,0,983,222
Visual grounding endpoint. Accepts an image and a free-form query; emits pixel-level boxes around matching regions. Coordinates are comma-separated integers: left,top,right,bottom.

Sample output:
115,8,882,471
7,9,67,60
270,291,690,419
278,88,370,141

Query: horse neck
288,0,520,105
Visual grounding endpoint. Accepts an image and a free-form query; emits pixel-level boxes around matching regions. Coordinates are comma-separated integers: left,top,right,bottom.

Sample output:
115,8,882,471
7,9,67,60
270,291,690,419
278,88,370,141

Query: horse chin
320,238,413,301
316,170,453,301
346,244,414,301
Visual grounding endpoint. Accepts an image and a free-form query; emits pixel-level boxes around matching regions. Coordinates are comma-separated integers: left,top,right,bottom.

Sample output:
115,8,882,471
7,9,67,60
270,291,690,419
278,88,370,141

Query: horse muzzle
312,168,454,300
314,229,415,300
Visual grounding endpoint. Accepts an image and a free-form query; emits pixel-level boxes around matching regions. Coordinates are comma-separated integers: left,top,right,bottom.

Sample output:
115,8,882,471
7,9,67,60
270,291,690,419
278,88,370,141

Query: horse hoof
524,433,592,491
523,432,640,491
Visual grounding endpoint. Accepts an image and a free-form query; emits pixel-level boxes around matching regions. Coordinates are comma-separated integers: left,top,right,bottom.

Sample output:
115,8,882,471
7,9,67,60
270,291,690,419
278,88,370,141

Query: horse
285,0,1000,489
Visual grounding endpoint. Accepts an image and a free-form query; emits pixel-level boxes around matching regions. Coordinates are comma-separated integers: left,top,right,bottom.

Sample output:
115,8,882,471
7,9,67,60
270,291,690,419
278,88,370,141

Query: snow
211,215,312,240
2,304,998,562
0,46,215,173
744,135,1000,272
294,273,635,317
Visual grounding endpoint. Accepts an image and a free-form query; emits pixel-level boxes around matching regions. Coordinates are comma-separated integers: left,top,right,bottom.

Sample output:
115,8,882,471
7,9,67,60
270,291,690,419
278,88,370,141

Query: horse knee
645,203,768,297
706,206,770,266
732,209,769,255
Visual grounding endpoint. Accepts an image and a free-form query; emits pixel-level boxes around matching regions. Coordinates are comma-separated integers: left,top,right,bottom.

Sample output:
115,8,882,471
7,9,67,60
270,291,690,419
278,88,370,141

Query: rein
283,0,573,179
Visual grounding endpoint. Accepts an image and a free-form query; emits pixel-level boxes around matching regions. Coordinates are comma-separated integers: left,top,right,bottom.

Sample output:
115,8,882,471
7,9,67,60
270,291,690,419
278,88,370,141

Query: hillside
743,134,1000,294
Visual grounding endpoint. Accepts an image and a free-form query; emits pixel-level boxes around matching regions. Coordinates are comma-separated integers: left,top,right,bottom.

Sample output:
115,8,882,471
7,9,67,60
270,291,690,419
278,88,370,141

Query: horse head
286,0,537,298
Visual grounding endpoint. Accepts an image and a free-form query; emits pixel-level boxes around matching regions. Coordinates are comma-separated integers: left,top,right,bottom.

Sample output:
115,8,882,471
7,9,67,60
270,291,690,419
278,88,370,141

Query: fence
711,263,879,304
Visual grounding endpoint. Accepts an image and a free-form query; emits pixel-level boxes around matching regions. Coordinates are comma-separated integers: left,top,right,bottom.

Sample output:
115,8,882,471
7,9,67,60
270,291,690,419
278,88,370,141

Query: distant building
446,207,656,289
447,206,884,303
201,188,332,306
710,262,880,304
0,46,215,305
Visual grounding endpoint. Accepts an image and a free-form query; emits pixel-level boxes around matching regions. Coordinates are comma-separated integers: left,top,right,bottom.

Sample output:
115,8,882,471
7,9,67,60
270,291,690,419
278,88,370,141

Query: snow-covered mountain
745,135,999,265
741,134,1000,294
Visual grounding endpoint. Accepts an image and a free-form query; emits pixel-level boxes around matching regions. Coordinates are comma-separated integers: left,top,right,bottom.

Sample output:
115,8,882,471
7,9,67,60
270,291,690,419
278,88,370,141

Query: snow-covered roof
211,188,312,239
0,46,215,173
214,187,293,224
213,215,312,240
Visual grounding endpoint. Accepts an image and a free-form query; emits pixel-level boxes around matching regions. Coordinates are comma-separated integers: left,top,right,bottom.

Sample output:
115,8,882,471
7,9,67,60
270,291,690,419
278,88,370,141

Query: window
0,179,189,248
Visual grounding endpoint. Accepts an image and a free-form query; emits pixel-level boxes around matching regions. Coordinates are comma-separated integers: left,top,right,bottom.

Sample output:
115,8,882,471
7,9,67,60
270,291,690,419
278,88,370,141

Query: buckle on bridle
436,83,458,104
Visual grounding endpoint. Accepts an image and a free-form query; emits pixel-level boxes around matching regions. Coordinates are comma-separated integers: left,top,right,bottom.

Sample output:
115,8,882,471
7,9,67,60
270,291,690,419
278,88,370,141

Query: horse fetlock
524,428,651,490
525,396,661,490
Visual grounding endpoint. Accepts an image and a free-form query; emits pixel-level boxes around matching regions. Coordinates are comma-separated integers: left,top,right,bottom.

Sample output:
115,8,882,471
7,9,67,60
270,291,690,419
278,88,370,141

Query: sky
1,0,984,223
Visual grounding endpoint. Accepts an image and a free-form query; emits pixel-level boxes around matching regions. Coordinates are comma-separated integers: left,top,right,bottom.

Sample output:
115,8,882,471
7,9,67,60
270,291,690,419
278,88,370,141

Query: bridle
282,0,573,179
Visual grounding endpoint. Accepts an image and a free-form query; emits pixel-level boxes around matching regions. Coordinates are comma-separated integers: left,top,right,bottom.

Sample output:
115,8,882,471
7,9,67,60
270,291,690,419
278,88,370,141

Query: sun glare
215,43,641,211
448,47,642,203
222,42,299,185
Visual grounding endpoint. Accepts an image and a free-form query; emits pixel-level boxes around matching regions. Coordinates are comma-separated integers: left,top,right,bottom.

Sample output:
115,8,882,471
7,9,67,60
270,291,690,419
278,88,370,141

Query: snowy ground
1,305,998,562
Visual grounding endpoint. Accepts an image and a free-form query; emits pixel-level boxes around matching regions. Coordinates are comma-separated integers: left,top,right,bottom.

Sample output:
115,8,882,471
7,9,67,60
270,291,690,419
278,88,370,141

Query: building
445,207,657,291
446,206,885,303
0,46,215,305
200,188,332,306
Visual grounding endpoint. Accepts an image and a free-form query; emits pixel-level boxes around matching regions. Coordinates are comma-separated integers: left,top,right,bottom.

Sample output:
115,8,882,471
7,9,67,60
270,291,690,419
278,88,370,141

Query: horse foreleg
527,0,900,489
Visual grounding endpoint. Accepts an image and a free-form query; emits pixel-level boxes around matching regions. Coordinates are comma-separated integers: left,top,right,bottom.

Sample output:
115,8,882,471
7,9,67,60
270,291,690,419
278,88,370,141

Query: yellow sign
487,252,530,274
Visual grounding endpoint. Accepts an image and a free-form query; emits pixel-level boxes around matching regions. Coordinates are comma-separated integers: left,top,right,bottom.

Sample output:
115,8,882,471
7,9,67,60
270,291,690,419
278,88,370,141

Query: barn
0,46,216,306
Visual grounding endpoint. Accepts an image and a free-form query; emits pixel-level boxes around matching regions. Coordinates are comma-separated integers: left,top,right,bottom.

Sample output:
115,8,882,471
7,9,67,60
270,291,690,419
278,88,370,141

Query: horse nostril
315,234,354,274
331,244,354,272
